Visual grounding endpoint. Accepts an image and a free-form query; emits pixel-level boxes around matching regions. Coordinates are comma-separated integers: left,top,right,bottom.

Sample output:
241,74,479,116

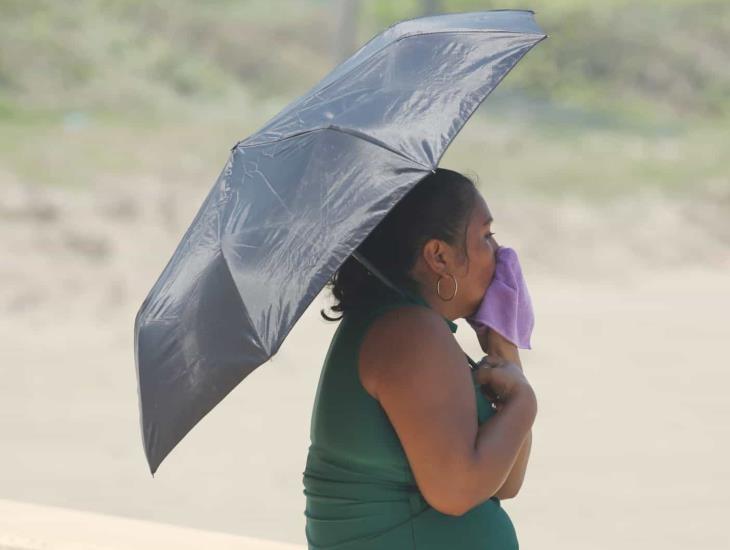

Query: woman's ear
422,238,450,275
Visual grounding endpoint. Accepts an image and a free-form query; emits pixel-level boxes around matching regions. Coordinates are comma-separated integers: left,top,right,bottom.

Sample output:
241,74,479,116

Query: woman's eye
485,232,496,240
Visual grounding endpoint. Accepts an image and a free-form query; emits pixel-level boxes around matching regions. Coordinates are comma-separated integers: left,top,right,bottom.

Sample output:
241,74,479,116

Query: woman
303,168,537,549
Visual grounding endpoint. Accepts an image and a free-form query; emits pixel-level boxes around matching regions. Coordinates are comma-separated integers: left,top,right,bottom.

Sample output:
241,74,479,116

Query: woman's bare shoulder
357,305,457,400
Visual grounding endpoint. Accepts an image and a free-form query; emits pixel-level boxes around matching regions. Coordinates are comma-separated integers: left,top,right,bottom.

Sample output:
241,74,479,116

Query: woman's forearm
494,429,531,499
483,334,534,499
462,384,537,511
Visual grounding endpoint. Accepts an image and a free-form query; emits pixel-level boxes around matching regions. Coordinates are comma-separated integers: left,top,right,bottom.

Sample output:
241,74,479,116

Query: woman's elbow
494,480,523,500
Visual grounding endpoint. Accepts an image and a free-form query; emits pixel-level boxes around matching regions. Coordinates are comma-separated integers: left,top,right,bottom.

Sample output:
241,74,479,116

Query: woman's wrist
474,326,523,370
488,344,521,369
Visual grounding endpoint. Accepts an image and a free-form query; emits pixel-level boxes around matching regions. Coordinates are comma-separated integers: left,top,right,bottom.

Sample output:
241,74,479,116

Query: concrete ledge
0,498,305,550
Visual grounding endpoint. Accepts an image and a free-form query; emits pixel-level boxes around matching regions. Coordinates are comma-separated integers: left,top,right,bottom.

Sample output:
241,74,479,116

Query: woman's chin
466,301,482,320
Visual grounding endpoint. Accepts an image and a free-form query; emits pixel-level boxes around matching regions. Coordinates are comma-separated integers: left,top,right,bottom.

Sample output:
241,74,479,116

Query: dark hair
320,168,478,321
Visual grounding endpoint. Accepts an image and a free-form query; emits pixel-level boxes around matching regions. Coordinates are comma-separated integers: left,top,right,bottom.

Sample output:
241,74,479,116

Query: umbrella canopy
135,9,547,474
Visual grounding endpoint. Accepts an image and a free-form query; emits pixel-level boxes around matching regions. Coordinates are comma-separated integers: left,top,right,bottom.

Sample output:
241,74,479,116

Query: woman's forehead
471,196,492,224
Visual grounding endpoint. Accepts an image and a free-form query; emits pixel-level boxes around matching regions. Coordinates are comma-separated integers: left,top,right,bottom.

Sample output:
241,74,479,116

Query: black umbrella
134,9,547,474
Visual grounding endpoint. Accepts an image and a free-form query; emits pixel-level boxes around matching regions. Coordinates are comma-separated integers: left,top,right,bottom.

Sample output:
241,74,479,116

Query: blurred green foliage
0,0,333,119
1,0,728,122
0,0,727,199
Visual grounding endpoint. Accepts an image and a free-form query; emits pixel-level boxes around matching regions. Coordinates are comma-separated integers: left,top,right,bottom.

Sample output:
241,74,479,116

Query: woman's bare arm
477,328,534,500
494,431,532,499
360,306,537,516
490,341,533,499
461,384,536,509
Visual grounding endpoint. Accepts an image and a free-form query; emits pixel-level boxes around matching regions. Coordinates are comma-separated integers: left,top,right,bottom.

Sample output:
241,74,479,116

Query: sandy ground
1,175,729,548
0,498,304,549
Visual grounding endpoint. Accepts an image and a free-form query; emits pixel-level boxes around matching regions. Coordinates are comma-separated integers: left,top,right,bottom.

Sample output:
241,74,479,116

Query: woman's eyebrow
483,217,493,225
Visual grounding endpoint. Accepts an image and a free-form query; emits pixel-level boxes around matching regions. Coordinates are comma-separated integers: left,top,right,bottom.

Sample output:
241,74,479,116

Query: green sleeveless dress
302,288,519,549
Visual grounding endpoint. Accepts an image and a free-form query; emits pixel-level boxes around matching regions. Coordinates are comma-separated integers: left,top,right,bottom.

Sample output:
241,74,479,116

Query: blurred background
1,1,728,548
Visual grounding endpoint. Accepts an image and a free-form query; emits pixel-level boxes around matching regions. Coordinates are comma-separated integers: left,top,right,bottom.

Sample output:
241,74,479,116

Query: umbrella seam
233,28,546,151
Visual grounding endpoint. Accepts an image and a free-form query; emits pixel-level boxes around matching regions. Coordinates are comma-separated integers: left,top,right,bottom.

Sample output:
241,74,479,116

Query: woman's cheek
483,266,494,288
484,266,494,286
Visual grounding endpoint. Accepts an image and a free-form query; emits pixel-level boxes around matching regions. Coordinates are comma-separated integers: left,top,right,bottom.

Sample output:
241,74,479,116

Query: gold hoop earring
436,273,458,301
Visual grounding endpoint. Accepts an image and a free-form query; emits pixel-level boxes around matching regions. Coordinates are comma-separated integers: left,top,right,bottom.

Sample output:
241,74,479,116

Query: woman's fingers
480,384,505,411
481,354,505,368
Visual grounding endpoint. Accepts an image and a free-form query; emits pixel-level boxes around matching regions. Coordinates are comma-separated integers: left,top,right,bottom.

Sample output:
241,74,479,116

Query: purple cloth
466,246,535,349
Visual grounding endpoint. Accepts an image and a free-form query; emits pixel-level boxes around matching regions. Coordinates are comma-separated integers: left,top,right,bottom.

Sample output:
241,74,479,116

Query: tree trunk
421,0,441,16
333,0,360,63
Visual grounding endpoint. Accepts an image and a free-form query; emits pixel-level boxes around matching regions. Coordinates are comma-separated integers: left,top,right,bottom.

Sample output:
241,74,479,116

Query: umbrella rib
234,126,433,171
327,125,434,170
216,246,269,357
